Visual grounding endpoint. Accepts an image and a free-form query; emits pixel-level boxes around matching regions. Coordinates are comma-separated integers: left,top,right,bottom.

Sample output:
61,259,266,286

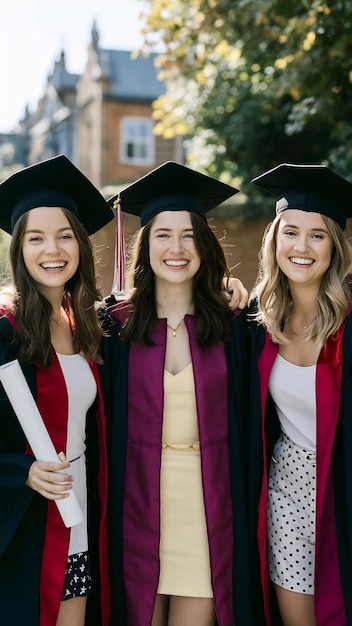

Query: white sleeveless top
268,354,316,451
57,353,97,555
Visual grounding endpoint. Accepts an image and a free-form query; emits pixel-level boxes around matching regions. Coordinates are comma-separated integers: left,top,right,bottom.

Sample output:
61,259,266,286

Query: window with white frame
120,117,155,165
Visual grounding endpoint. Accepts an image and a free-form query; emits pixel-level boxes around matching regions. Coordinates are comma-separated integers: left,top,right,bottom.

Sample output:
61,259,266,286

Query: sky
0,0,149,133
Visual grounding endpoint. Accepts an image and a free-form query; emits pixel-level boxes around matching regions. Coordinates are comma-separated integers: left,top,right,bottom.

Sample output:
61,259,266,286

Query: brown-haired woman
99,162,258,626
0,155,113,626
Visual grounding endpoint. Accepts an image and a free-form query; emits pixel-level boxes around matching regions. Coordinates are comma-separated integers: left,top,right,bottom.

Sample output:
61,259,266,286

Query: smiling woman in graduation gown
0,155,113,626
247,163,352,626
99,162,265,626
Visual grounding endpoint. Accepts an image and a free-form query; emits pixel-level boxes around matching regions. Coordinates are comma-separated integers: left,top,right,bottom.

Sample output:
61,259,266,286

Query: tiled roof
50,51,79,92
98,49,165,101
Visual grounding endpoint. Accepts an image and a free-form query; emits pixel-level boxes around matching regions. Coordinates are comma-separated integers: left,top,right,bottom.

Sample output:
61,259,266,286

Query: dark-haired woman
99,162,256,626
0,156,112,626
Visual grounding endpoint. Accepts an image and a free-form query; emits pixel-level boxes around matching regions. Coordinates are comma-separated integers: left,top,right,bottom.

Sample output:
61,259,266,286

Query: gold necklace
167,318,184,337
287,320,313,336
51,313,62,326
288,322,303,335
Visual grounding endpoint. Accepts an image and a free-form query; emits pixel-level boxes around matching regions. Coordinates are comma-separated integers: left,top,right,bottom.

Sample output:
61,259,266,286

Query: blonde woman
248,164,352,626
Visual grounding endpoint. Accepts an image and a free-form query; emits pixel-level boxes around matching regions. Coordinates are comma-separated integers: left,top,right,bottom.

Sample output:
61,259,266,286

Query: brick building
0,23,266,295
0,22,181,188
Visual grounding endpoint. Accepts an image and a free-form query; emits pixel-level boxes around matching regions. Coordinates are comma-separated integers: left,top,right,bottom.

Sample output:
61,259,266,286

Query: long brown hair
121,213,233,346
7,208,103,368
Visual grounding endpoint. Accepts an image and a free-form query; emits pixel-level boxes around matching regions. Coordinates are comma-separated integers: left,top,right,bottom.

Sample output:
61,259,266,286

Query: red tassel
111,197,125,295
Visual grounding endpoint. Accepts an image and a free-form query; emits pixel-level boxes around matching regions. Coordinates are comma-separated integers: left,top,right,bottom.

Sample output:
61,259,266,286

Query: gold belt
162,441,200,450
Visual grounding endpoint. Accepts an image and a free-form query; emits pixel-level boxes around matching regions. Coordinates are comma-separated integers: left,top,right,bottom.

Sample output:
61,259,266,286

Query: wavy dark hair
6,208,103,368
120,212,233,346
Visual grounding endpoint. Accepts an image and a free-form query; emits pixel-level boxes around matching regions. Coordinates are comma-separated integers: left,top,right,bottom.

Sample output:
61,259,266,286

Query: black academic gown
99,302,267,626
0,314,110,626
248,310,352,626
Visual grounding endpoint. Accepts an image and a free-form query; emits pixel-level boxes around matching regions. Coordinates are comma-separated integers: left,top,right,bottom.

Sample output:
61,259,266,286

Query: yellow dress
157,363,213,597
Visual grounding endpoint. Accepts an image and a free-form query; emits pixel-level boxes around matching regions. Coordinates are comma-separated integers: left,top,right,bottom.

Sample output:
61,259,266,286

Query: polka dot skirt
267,431,316,594
62,551,92,601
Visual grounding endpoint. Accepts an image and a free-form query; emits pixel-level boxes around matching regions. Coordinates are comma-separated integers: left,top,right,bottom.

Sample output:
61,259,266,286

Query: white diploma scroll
0,359,83,528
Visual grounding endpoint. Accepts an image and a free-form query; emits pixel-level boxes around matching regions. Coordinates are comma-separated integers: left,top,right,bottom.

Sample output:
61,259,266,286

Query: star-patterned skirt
62,551,93,600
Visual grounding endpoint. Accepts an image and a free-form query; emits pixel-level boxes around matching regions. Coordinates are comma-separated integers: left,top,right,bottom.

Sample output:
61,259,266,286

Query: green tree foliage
140,0,352,217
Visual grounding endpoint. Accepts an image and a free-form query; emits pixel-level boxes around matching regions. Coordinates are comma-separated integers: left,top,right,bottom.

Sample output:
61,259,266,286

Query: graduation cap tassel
111,196,125,296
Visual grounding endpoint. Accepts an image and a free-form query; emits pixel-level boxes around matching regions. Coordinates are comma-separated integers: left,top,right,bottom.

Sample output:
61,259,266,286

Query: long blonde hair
251,213,352,345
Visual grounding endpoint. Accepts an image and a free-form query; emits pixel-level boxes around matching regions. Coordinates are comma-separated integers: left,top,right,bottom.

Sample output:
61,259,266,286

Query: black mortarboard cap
0,154,114,234
108,161,239,226
251,163,352,230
